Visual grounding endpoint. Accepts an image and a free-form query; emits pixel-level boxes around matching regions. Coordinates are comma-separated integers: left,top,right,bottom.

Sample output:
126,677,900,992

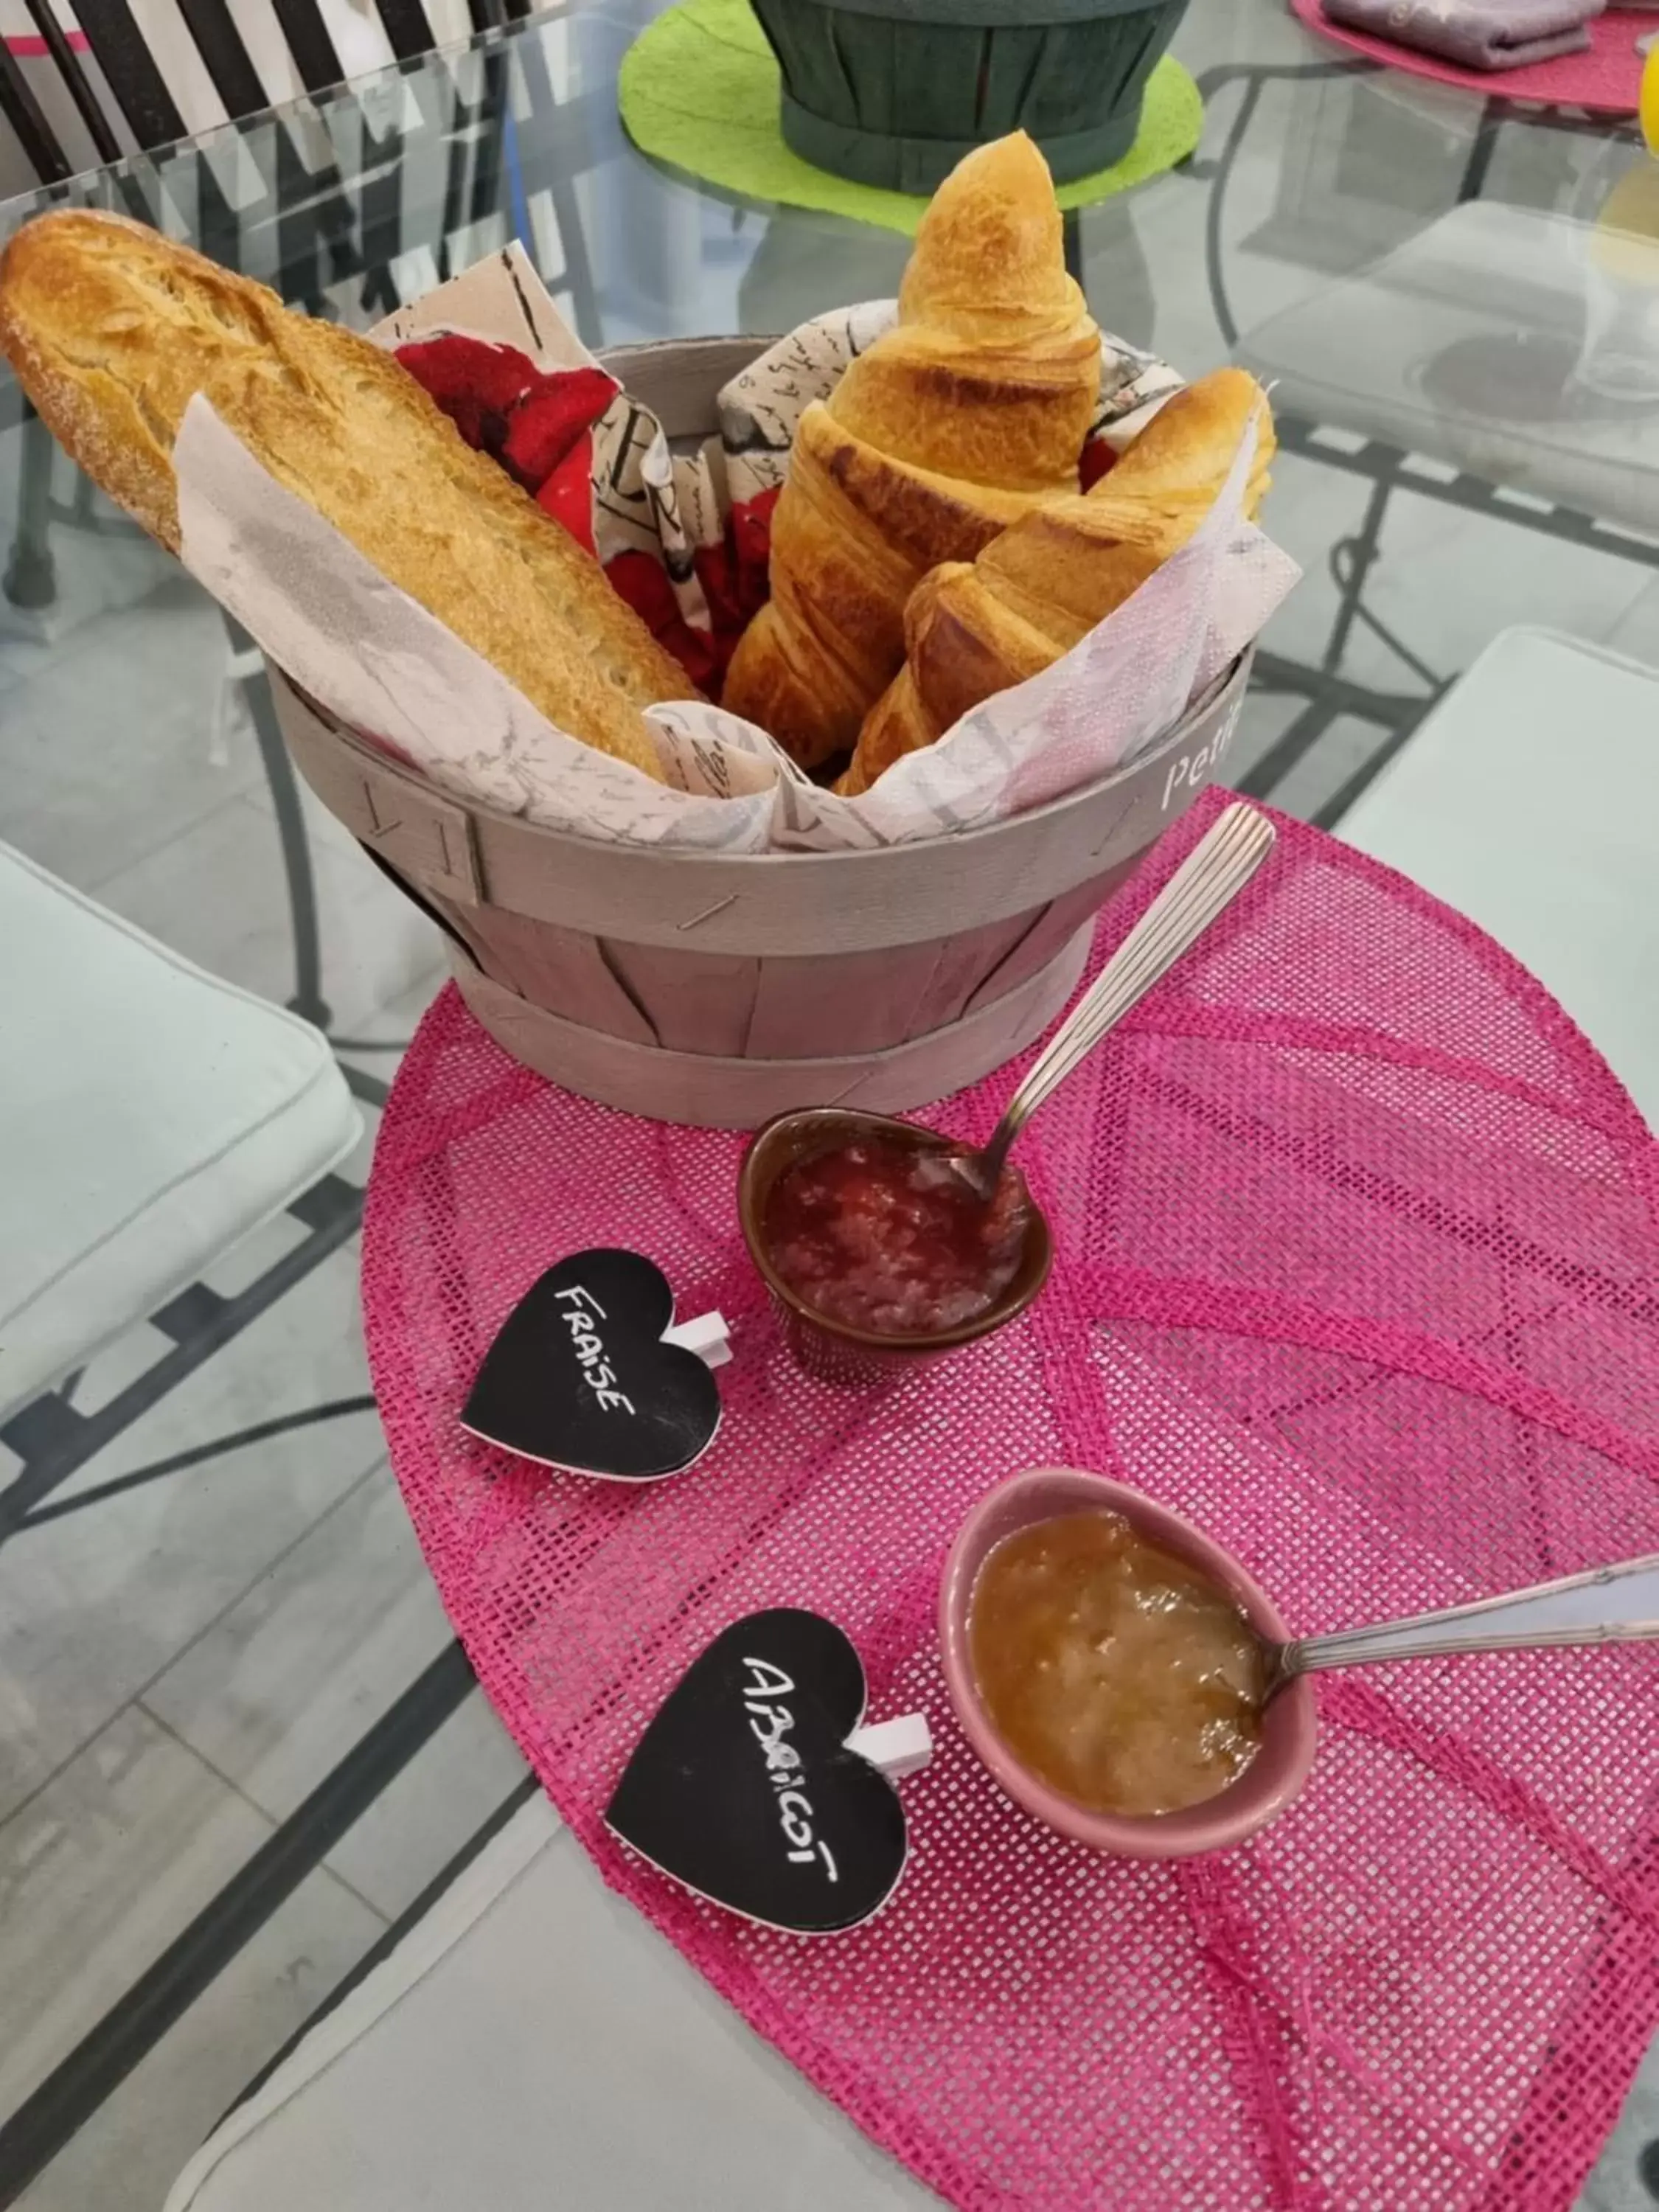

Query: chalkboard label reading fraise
462,1248,725,1481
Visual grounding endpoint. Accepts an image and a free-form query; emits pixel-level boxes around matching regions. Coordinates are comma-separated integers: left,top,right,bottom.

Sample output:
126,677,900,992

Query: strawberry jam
763,1137,1029,1338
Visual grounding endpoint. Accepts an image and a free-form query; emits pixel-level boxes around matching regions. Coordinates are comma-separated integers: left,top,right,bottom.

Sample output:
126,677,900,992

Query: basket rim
272,325,1245,959
752,0,1181,25
276,653,1246,876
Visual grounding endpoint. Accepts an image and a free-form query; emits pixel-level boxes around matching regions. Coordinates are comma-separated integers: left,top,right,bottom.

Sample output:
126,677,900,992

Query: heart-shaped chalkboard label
605,1609,910,1933
462,1249,722,1481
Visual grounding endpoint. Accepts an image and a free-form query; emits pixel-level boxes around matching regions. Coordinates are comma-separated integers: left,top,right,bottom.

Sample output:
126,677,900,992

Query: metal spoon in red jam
745,809,1276,1352
762,1135,1031,1338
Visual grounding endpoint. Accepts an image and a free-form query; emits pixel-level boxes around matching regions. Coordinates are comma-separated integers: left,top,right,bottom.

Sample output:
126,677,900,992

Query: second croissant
838,369,1275,796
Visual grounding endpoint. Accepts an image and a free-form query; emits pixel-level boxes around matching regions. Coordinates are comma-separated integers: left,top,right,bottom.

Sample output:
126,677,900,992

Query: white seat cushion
1337,626,1659,1132
0,841,361,1419
164,1797,929,2212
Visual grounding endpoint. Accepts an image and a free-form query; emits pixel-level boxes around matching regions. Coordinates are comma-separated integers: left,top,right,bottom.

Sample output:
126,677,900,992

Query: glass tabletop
2,2,1658,2203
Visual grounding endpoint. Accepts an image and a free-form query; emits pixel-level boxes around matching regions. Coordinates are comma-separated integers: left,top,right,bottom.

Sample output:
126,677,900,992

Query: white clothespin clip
661,1310,732,1370
844,1714,933,1779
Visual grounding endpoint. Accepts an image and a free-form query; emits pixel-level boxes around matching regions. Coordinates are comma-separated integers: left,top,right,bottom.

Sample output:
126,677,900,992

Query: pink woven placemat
1290,0,1644,111
364,789,1659,2210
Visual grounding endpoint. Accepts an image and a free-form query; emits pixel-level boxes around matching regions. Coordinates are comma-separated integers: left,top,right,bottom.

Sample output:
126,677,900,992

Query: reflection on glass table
1190,51,1658,822
1238,192,1659,534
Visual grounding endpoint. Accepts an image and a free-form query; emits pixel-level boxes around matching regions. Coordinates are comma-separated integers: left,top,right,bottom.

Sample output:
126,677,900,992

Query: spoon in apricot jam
1253,1549,1659,1701
967,1509,1659,1823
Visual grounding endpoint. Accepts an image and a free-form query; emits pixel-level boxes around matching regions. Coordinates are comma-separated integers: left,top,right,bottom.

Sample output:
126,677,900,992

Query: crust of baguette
0,209,698,780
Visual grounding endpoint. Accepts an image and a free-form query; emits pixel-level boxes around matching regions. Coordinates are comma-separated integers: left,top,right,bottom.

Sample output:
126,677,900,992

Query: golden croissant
722,131,1101,770
838,369,1276,796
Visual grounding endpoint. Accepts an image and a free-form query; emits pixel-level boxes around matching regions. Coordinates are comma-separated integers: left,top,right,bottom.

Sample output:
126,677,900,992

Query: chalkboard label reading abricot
606,1609,922,1934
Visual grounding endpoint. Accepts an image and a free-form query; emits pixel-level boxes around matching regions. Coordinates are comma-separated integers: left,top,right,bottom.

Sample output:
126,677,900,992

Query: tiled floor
4,54,1659,2211
0,941,537,2208
18,1869,383,2212
0,518,531,2200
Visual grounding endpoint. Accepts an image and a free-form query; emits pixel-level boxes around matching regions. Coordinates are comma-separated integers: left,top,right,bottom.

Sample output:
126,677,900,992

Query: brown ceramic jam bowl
737,1107,1053,1382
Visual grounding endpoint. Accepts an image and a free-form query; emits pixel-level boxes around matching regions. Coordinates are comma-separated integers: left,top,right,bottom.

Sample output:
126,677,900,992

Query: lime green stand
618,0,1203,236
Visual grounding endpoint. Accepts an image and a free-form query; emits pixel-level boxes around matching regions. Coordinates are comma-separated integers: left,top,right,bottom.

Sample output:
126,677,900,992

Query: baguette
0,210,698,781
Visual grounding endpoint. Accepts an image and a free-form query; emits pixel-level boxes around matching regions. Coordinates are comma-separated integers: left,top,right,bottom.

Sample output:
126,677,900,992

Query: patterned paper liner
175,246,1294,852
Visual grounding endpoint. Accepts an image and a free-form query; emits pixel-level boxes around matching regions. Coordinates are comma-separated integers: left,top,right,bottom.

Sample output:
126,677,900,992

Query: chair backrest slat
173,0,270,119
0,30,71,181
72,0,188,147
268,0,345,95
21,0,123,160
372,0,439,66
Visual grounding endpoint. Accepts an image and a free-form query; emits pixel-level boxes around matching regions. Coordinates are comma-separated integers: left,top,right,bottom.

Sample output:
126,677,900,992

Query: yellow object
1591,158,1659,281
1642,41,1659,156
840,371,1275,795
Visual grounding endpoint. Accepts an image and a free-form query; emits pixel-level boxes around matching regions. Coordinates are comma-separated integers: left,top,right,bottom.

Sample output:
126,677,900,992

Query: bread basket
272,335,1249,1130
749,0,1191,191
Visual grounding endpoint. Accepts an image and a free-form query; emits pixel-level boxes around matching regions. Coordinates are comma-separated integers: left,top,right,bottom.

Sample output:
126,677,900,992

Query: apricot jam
969,1510,1264,1818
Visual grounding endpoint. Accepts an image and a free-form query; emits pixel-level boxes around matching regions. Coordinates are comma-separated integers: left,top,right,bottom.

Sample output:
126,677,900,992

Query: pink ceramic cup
939,1467,1319,1858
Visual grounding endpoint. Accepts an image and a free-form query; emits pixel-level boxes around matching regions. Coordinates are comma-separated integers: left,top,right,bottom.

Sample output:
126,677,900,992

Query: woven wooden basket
273,335,1248,1130
748,0,1190,191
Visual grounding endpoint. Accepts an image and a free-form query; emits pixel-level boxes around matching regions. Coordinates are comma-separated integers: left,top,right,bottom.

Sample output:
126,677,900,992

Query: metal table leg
231,619,332,1029
4,411,58,611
